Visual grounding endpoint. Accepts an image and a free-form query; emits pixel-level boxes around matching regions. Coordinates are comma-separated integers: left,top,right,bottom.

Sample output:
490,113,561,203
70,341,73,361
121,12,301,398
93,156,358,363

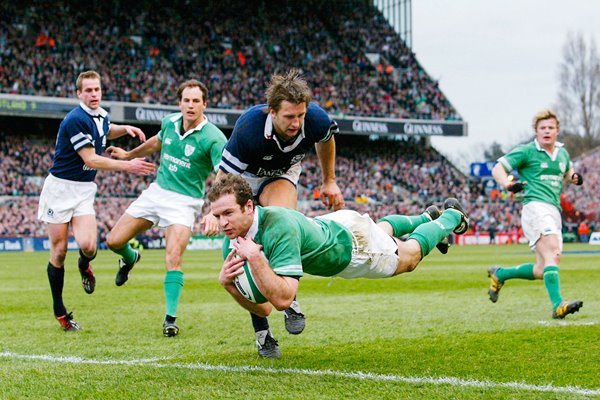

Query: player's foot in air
115,250,141,286
256,330,281,358
79,264,96,294
284,300,305,335
424,204,441,221
436,236,450,254
487,266,504,303
552,300,583,319
56,312,82,331
443,198,470,234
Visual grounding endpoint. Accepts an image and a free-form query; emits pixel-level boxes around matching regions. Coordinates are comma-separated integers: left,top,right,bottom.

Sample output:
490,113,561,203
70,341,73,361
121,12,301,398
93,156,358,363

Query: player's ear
242,199,254,213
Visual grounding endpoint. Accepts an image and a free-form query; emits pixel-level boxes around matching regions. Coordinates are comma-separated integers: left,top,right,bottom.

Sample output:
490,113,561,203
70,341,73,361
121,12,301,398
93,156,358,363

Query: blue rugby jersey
218,102,338,178
49,104,109,182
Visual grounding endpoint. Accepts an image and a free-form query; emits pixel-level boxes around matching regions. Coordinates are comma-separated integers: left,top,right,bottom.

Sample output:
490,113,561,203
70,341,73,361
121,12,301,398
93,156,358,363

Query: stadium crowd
0,1,596,244
0,0,458,120
3,130,567,244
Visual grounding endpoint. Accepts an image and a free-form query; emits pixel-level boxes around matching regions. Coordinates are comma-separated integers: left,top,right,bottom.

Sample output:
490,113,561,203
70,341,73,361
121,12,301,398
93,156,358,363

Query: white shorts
521,201,563,250
126,182,204,229
38,174,97,224
243,163,302,197
316,210,399,279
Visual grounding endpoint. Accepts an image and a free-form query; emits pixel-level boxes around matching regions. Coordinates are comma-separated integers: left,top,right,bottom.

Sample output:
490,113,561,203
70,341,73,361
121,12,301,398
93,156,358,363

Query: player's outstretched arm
107,135,162,160
108,123,147,142
315,139,345,210
78,147,155,175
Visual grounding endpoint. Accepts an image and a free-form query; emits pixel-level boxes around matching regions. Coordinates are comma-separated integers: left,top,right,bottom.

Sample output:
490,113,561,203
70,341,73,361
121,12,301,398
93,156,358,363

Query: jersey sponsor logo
256,167,289,177
83,165,97,171
184,144,195,157
291,154,305,164
163,153,191,169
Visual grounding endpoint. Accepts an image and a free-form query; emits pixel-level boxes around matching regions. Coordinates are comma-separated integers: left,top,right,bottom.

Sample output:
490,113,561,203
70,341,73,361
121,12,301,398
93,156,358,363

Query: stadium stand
0,1,595,246
0,0,459,120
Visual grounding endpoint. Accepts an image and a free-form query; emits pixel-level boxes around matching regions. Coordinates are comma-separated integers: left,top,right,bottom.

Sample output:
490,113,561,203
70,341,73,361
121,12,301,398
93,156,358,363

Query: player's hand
232,236,263,261
571,172,584,186
124,125,147,142
320,181,345,210
219,249,245,287
106,146,129,160
127,157,156,175
200,213,220,236
506,181,526,193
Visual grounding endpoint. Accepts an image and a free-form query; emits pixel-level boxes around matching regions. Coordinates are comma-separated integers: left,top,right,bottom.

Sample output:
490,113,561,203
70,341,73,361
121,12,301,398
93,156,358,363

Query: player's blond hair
76,70,101,91
532,109,560,130
265,69,312,111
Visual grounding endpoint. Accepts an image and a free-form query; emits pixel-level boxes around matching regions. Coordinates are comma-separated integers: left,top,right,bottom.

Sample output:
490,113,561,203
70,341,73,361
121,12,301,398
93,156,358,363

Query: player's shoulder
161,112,183,127
240,104,269,122
304,102,337,139
556,142,571,158
306,102,332,122
260,206,303,230
61,106,91,130
202,120,228,142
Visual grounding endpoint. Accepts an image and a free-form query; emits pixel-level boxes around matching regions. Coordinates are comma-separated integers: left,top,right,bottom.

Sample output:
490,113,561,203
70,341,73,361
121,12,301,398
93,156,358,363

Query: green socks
378,213,431,237
543,266,563,309
407,210,461,257
113,243,138,265
496,263,535,282
164,270,184,317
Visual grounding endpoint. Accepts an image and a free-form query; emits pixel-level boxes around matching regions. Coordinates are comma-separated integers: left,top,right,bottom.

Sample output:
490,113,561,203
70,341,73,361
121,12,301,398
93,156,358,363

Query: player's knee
78,241,96,256
52,249,68,265
105,233,123,251
165,253,183,270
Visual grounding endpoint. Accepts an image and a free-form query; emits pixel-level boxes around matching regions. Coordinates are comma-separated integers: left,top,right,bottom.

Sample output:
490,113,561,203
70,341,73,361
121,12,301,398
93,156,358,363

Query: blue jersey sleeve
219,105,267,174
304,102,338,143
62,116,94,152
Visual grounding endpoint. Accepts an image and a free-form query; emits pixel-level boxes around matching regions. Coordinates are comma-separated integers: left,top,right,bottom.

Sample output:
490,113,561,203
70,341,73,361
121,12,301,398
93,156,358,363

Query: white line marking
538,320,598,327
2,351,599,396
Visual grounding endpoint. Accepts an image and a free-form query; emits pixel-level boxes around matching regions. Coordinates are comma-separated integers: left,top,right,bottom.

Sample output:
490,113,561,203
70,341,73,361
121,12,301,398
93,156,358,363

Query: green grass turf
1,244,599,399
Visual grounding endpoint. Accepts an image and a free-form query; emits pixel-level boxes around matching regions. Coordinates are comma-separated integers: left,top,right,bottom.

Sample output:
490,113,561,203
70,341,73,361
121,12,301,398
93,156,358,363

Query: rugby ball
233,261,267,304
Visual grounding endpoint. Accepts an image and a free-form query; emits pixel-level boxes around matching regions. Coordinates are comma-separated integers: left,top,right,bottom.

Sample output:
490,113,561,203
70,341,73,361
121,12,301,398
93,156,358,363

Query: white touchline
2,351,599,397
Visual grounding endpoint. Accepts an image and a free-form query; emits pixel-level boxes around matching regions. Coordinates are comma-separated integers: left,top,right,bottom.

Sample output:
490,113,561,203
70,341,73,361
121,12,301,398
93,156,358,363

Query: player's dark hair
177,79,209,103
265,69,312,111
76,70,101,91
208,174,254,209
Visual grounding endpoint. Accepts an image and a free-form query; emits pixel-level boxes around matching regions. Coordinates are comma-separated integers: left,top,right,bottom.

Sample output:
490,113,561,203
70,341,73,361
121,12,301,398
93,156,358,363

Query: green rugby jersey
156,113,227,198
223,206,353,277
498,140,572,210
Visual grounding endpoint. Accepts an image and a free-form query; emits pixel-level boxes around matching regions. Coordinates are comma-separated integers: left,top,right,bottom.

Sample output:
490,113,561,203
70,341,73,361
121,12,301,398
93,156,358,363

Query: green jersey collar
169,113,209,139
534,138,563,161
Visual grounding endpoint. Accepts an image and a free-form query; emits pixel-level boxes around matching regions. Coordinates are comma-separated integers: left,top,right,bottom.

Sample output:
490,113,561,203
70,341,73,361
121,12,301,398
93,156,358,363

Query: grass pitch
1,244,599,399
